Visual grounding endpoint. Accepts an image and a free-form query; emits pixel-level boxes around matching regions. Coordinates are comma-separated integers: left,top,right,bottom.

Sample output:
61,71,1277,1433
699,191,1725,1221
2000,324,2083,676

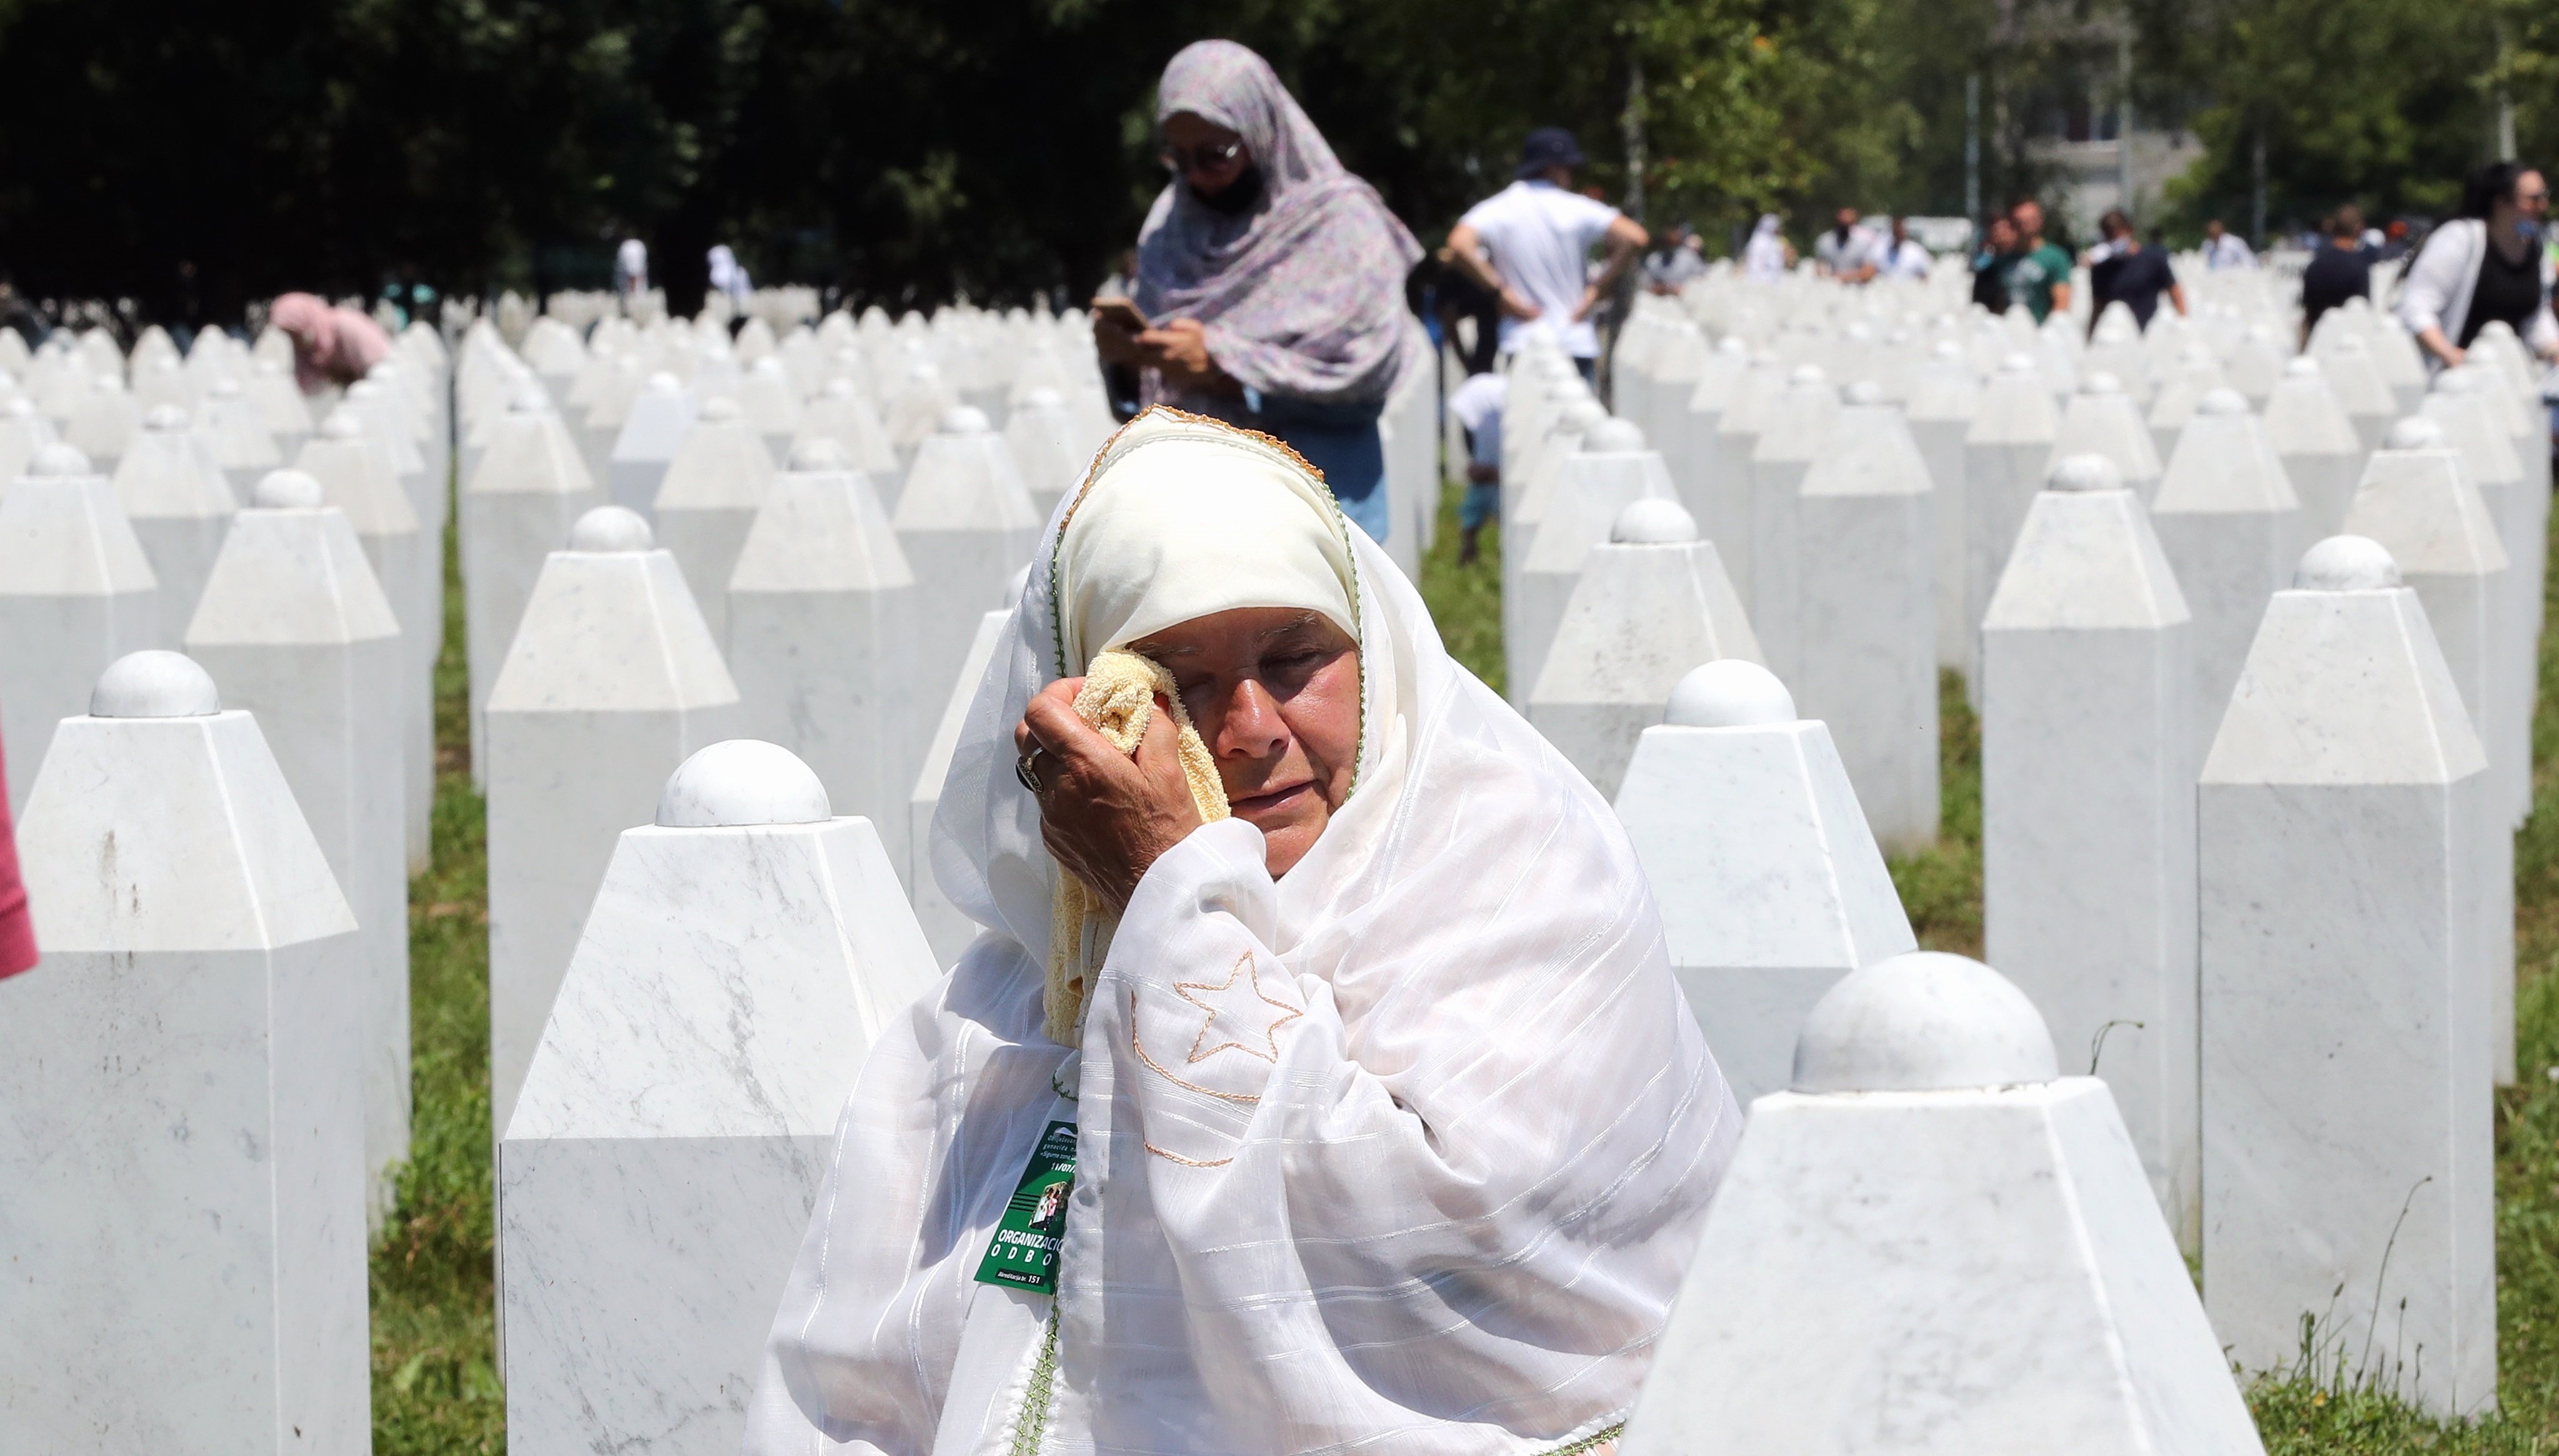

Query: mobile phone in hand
1091,297,1150,334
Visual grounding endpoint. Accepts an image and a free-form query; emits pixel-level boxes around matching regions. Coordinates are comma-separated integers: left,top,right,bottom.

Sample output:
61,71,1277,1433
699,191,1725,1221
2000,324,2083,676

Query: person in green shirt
2003,197,2074,322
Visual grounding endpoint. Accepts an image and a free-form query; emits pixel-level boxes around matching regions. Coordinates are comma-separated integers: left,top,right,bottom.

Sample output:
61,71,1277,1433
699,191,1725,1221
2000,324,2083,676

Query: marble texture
793,379,903,504
1612,663,1914,1106
112,404,237,641
609,374,700,518
2262,357,2367,538
186,484,413,1212
1619,953,2259,1456
1704,355,1788,604
1670,338,1751,548
0,449,163,813
2340,436,2515,1087
500,743,938,1456
1003,385,1090,516
483,508,746,1136
0,661,369,1454
2146,347,2232,462
1499,397,1606,659
910,608,1013,967
2314,334,2400,450
2047,372,2163,503
1962,354,2061,699
2149,389,2303,760
1510,428,1678,706
1904,341,1977,670
891,407,1041,700
2421,379,2533,830
2199,537,2494,1417
462,390,605,786
1744,366,1841,682
1786,386,1939,851
1981,455,2199,1249
1527,502,1761,798
297,412,435,870
727,448,922,878
654,395,782,643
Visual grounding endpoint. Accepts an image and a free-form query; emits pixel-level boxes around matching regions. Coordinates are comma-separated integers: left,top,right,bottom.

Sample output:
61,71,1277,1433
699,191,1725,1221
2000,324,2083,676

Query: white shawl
753,409,1737,1455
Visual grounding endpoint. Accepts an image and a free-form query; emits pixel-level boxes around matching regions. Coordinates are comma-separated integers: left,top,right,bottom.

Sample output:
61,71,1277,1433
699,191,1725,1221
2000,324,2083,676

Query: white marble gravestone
1669,338,1749,567
1005,385,1090,515
2262,355,2367,538
501,740,938,1456
911,607,1013,967
483,505,746,1135
2048,371,2163,504
1501,395,1607,657
1704,355,1789,603
2340,420,2516,1086
1963,353,2061,696
728,439,922,878
1527,499,1761,798
1904,340,1977,670
2420,374,2533,828
1619,951,2262,1455
197,377,283,499
463,387,605,783
1511,420,1679,706
1745,365,1841,682
655,395,782,643
2146,344,2230,462
2199,535,2493,1417
1787,382,1939,851
297,409,434,869
609,372,700,518
1612,661,1914,1106
186,470,412,1210
792,377,902,503
112,404,238,641
891,405,1040,696
2149,388,2303,758
0,443,162,813
0,651,369,1454
739,355,803,458
64,372,139,470
1981,453,2199,1247
2316,333,2400,450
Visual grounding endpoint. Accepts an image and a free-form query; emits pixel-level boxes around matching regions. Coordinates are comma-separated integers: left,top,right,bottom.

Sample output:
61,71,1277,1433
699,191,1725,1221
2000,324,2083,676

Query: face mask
2517,220,2545,243
1193,164,1266,216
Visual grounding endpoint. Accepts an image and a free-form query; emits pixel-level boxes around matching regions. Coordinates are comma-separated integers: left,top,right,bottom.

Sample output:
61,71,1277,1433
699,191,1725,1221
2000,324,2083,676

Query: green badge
973,1119,1078,1295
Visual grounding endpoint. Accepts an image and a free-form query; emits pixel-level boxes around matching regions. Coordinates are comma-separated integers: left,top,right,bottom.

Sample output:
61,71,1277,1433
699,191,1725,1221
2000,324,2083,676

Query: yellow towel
1046,650,1230,1046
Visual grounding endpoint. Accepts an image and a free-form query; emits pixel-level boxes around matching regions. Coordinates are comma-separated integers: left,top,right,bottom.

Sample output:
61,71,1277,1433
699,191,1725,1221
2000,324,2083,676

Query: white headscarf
756,407,1737,1455
1744,214,1788,283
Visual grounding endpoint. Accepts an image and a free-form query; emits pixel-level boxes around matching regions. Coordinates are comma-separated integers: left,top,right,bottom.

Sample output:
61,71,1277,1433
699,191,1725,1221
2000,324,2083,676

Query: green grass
375,474,2559,1452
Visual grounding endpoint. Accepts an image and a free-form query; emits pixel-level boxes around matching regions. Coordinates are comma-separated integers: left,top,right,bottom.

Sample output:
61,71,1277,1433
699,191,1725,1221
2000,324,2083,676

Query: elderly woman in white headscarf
1093,41,1423,546
748,407,1738,1456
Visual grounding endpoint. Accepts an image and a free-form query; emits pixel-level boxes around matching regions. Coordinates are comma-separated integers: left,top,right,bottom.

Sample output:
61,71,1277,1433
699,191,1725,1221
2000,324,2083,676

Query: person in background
2401,159,2559,369
708,245,752,308
0,727,32,981
1644,222,1708,294
1877,217,1932,280
1445,127,1647,385
2380,219,2412,262
2202,219,2256,270
2085,207,2184,331
1096,246,1140,300
614,237,649,300
1814,207,1880,282
269,292,391,395
2298,205,2376,344
1446,369,1507,565
1093,40,1422,544
1742,213,1792,283
2005,199,2074,322
1970,215,2020,313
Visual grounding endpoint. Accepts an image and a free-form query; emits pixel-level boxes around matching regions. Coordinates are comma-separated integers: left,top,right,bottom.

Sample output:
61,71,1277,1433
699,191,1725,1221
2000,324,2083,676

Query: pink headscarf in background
270,292,391,393
1134,41,1421,407
0,728,35,979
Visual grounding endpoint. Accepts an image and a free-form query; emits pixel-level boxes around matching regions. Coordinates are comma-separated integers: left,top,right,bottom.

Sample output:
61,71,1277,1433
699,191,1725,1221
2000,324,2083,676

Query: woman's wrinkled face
1128,606,1358,879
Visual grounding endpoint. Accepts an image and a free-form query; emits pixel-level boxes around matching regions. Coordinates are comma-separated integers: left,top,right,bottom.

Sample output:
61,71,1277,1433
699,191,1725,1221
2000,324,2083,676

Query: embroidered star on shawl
1176,951,1300,1063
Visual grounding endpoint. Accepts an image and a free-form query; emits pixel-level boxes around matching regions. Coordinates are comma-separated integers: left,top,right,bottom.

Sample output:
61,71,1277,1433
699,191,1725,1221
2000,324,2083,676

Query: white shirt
1457,180,1622,359
1878,237,1932,280
614,238,648,293
1814,224,1881,275
2203,234,2256,269
1446,371,1506,467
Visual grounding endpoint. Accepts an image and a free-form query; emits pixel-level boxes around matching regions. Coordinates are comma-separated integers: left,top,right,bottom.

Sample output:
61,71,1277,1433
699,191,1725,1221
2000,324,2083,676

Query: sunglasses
1161,139,1245,174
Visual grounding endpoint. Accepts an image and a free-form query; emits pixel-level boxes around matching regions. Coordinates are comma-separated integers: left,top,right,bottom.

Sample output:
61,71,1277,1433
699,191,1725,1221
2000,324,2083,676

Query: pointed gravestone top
88,648,220,718
1790,950,2061,1092
570,504,654,552
1663,657,1794,727
655,738,832,828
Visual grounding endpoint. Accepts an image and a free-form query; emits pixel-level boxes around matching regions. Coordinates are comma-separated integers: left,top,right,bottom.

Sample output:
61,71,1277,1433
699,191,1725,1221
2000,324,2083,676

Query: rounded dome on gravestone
320,410,365,441
510,388,554,415
2197,388,2250,418
2047,452,2124,493
1020,386,1065,410
1787,364,1827,388
2078,371,2124,397
1581,417,1647,453
1611,497,1697,543
569,504,655,553
2428,369,2475,397
645,372,683,396
822,377,861,402
2292,533,2401,591
209,379,243,401
2282,356,2324,380
2383,417,2445,452
29,442,92,476
655,738,833,828
696,396,745,423
252,470,326,509
89,649,221,717
788,437,849,472
1932,340,1964,364
1664,658,1796,727
144,404,189,432
938,405,993,435
2000,352,2040,376
1557,398,1609,433
1842,380,1886,407
1716,336,1750,359
1791,950,2060,1092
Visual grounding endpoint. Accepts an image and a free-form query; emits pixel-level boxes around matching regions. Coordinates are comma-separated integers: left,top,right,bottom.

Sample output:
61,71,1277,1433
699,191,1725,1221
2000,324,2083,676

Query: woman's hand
1016,678,1206,912
1093,313,1144,367
1137,318,1231,391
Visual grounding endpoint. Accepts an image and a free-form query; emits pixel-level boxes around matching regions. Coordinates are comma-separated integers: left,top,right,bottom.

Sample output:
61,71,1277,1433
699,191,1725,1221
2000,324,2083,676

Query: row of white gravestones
500,738,940,1456
0,651,372,1452
0,445,163,813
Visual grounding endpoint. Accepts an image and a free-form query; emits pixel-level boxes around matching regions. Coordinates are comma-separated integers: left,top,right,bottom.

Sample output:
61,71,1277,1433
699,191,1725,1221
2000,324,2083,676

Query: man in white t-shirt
2202,219,2257,270
1444,127,1647,376
1876,216,1932,280
1814,207,1882,282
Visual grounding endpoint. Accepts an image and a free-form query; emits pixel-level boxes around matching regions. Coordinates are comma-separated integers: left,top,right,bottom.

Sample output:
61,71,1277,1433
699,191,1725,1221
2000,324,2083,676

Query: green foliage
1886,668,1982,958
1418,477,1504,692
